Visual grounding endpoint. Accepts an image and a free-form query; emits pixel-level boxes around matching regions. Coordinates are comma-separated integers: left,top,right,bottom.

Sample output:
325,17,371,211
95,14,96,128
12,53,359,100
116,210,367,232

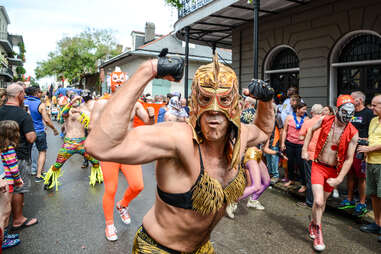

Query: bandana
188,54,241,170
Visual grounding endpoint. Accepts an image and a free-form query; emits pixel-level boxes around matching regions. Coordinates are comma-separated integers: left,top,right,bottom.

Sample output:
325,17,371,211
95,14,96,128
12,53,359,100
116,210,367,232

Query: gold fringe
79,112,90,129
89,166,103,186
224,166,246,205
191,165,246,215
243,147,262,165
132,226,215,254
43,166,62,191
191,172,225,216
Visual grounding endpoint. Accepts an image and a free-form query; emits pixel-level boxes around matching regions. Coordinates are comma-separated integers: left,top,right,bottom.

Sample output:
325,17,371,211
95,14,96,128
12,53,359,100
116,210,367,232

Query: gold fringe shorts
132,226,215,254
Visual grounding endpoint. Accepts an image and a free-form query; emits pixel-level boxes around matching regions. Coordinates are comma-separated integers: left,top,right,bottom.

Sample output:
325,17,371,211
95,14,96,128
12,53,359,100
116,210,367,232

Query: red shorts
348,155,366,178
311,162,338,193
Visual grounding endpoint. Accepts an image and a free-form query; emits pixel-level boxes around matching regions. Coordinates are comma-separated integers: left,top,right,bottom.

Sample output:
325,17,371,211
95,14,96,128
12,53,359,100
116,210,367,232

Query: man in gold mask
86,48,275,253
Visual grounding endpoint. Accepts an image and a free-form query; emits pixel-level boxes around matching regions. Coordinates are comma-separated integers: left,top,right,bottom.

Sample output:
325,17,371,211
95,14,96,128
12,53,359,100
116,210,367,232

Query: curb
271,181,375,224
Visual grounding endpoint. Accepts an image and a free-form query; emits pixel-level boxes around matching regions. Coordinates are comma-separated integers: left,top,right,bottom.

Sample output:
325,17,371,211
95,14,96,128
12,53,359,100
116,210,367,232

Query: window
266,48,299,101
337,34,381,104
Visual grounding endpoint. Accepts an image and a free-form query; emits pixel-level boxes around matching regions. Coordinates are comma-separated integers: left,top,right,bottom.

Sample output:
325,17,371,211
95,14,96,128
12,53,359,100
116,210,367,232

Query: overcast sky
3,0,177,80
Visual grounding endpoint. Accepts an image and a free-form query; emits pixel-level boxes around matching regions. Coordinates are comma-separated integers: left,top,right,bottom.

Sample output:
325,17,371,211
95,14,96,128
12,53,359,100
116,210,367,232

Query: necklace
293,112,305,130
330,121,344,151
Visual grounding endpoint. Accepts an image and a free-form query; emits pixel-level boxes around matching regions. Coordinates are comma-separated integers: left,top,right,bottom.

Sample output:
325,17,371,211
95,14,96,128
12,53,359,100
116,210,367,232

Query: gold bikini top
157,145,247,215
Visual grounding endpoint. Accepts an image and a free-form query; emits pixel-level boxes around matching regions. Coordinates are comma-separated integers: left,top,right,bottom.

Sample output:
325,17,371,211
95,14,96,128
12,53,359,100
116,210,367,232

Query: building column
253,0,260,79
184,26,190,100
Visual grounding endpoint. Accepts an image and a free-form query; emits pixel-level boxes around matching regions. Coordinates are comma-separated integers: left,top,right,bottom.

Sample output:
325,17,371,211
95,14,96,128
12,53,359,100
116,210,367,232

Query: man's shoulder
0,105,28,120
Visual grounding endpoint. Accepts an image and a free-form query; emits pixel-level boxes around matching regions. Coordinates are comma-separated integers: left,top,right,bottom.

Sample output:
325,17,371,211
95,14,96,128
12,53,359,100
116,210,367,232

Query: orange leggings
100,161,144,225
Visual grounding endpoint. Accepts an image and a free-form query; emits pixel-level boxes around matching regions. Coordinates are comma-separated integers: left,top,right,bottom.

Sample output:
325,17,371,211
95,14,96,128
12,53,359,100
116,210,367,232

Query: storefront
175,0,381,106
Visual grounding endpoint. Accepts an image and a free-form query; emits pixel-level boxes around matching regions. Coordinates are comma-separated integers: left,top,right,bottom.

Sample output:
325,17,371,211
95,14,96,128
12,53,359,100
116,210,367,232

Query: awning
174,0,311,49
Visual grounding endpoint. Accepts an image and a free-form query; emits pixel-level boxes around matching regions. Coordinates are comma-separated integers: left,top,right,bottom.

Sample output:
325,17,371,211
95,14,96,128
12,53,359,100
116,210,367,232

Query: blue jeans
31,143,38,175
266,145,279,178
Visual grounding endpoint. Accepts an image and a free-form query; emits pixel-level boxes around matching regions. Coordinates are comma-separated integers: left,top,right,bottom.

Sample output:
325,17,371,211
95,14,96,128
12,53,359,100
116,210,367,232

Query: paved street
5,128,381,254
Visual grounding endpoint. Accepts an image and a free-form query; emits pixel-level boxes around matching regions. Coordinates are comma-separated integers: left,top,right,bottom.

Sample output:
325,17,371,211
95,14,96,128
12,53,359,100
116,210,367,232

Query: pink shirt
300,115,321,160
286,116,304,145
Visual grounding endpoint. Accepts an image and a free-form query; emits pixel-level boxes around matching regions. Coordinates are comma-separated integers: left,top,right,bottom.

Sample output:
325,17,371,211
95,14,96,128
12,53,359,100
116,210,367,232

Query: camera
357,139,369,146
356,139,369,160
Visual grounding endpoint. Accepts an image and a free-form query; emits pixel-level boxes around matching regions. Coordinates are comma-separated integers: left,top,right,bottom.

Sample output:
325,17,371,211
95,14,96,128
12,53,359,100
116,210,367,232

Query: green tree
35,28,122,84
164,0,184,8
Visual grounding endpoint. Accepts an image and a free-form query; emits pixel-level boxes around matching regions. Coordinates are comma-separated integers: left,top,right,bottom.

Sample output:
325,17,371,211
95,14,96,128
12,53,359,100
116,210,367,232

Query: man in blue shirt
24,86,58,182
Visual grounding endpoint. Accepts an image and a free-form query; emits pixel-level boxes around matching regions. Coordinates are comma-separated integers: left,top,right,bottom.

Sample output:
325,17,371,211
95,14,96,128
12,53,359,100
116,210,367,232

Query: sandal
11,217,38,231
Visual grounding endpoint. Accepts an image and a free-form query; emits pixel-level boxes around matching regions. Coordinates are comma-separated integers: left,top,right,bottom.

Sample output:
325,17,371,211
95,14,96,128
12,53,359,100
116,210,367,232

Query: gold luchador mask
188,54,241,169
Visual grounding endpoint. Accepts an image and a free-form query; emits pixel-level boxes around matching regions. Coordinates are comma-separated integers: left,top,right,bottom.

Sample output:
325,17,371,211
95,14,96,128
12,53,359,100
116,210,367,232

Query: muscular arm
135,102,153,124
25,131,36,143
335,133,359,182
39,103,58,134
86,60,178,163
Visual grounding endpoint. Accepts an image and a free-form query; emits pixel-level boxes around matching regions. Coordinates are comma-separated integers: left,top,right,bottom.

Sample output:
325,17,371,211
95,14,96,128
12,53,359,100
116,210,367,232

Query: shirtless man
43,96,102,191
86,50,274,253
89,73,154,241
79,90,95,168
302,95,358,252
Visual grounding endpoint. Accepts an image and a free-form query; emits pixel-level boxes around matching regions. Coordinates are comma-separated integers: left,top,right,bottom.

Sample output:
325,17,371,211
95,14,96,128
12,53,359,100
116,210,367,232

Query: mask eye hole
219,95,232,105
198,94,212,105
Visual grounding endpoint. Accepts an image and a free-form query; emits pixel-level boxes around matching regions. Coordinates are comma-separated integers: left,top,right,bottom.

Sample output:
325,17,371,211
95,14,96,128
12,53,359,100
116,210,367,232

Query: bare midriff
142,194,225,252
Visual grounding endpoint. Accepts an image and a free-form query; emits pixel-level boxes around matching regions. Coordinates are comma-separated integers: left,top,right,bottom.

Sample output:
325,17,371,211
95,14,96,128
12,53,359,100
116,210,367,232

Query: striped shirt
1,145,21,186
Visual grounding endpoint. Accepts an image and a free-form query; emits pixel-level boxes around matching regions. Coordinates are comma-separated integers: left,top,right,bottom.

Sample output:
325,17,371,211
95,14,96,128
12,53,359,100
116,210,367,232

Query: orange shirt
299,115,321,161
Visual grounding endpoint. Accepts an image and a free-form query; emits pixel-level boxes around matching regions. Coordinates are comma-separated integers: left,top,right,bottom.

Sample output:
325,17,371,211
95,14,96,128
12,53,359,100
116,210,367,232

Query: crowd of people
0,50,380,253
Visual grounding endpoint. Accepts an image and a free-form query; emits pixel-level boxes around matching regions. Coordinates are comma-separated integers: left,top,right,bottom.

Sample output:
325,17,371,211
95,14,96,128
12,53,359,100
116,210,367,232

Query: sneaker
360,223,381,234
3,229,19,240
270,177,279,184
313,224,326,252
105,224,118,241
2,238,20,249
308,221,316,239
116,202,131,224
337,199,355,209
247,198,265,210
353,203,368,217
35,176,44,183
280,178,289,183
332,189,340,198
226,203,236,219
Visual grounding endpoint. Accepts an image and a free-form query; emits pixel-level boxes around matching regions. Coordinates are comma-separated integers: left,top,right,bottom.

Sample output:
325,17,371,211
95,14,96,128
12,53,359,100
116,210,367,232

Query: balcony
0,66,13,81
175,0,311,48
8,55,23,66
178,0,214,18
0,32,13,54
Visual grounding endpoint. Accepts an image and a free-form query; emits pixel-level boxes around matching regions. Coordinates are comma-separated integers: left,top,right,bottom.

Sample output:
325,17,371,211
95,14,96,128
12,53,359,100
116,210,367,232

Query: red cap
336,95,354,108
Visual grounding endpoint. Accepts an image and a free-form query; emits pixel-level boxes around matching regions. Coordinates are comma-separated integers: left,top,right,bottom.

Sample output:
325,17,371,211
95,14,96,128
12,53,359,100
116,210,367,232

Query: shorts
348,155,366,178
13,160,31,194
35,131,48,151
366,163,381,197
311,162,338,193
132,225,215,254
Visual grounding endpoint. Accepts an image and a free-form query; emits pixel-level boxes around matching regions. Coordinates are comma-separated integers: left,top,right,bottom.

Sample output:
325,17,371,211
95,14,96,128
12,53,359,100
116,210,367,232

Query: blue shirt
24,96,45,132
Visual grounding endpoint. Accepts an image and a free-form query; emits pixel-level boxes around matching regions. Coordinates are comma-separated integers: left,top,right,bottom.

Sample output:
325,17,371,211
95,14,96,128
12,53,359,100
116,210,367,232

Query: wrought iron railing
0,66,13,78
178,0,214,18
0,32,13,48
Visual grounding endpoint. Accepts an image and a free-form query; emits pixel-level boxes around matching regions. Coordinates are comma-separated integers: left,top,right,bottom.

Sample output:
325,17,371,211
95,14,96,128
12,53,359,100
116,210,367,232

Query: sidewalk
272,181,375,224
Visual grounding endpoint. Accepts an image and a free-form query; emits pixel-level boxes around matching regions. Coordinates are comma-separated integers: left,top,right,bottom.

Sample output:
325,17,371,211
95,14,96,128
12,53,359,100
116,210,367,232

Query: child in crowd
0,120,23,249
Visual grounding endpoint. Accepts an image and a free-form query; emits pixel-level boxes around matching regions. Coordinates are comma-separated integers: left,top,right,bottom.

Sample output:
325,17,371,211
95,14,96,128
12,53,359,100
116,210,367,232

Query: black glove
156,48,184,82
247,79,274,102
